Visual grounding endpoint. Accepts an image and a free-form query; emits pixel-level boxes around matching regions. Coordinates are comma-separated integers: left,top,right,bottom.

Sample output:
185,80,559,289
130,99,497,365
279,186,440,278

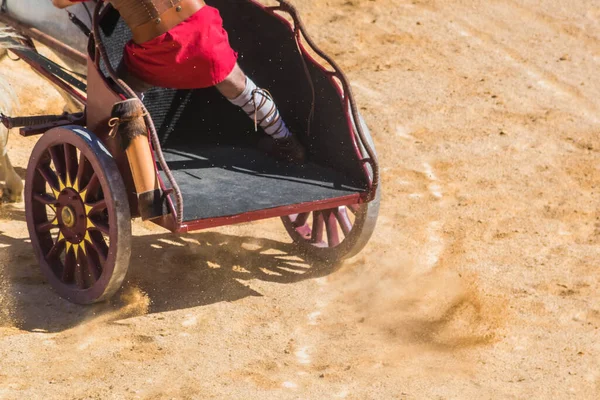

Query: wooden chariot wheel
281,114,380,261
281,195,380,261
25,126,131,304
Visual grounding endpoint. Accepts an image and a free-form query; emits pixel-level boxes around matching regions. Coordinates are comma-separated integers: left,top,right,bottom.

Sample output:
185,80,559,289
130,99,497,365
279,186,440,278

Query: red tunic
71,2,238,88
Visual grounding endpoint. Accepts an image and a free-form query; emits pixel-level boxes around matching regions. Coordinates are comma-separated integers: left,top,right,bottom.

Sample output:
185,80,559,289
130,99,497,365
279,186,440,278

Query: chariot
1,0,380,304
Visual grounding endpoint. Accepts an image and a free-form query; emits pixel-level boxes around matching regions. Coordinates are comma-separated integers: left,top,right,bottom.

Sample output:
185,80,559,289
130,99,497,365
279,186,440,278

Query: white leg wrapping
229,77,291,139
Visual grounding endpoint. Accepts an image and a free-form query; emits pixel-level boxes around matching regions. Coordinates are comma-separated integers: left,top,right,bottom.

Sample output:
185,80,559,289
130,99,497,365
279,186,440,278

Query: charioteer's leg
216,63,306,164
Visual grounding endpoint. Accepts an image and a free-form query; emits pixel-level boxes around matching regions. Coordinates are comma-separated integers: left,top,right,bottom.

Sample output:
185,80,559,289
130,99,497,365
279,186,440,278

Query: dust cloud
0,267,15,329
77,285,151,327
335,254,506,352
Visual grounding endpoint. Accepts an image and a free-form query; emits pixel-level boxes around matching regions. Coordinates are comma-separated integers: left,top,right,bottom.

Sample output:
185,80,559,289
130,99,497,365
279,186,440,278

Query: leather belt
131,0,205,44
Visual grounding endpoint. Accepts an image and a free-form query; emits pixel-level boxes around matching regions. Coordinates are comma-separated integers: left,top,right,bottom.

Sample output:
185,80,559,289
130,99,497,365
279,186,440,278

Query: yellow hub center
61,206,76,228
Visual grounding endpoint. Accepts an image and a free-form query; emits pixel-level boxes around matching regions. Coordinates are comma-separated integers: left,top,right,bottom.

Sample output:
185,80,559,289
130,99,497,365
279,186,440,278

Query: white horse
0,0,91,202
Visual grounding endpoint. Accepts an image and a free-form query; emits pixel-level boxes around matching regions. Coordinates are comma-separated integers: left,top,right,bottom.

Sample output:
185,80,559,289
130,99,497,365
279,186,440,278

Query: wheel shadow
127,231,335,314
0,212,339,333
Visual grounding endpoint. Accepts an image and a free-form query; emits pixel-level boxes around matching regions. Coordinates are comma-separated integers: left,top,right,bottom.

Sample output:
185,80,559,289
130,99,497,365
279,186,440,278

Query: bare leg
215,63,246,99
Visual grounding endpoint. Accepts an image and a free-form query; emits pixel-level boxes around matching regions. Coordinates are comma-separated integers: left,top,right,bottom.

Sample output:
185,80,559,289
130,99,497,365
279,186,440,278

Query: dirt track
1,0,600,398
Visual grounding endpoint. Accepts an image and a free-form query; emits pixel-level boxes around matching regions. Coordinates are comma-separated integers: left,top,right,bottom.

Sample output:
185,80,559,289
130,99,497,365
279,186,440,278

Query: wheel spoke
36,164,60,194
36,220,58,233
89,221,109,235
325,211,341,247
294,212,310,227
33,192,58,206
348,204,359,215
46,238,65,261
63,143,78,186
311,211,325,244
76,152,89,190
86,199,107,216
48,145,66,185
335,207,353,236
81,173,100,201
62,249,76,283
73,256,86,289
88,232,108,264
83,247,101,284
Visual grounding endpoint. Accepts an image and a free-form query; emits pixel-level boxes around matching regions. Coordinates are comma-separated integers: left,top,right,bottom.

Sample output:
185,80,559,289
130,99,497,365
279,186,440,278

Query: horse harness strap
14,46,87,92
110,0,205,44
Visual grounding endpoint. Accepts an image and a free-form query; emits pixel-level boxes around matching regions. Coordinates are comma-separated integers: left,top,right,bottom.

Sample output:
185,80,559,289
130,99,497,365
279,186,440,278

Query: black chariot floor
159,146,365,222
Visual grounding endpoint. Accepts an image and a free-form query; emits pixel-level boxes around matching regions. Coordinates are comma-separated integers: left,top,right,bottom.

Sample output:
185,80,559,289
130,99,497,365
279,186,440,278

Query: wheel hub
57,188,87,243
61,206,76,228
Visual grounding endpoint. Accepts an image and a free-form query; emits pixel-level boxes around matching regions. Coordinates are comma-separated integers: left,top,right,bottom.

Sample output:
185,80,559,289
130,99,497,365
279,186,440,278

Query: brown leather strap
131,0,205,44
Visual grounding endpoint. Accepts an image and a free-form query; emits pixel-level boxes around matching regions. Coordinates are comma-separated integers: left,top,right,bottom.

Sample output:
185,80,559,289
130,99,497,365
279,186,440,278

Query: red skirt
122,6,238,89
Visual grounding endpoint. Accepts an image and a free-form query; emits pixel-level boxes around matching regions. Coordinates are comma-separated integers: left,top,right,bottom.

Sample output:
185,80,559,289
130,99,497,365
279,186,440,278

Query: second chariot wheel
25,126,131,304
281,191,380,262
281,113,380,261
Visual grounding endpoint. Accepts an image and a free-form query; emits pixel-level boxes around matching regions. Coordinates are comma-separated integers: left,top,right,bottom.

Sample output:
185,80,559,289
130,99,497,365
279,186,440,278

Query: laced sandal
258,134,306,164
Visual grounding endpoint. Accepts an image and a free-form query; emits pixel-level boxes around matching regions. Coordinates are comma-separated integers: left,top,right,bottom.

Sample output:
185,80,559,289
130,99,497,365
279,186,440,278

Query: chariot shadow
125,231,337,314
0,218,338,332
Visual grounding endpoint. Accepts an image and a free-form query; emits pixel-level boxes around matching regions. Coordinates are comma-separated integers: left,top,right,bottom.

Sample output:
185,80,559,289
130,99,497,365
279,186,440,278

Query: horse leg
0,126,7,182
0,152,5,182
0,152,23,203
0,127,23,203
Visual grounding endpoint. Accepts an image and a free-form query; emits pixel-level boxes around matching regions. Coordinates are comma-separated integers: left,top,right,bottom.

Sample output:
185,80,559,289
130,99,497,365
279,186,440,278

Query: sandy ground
1,0,600,398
